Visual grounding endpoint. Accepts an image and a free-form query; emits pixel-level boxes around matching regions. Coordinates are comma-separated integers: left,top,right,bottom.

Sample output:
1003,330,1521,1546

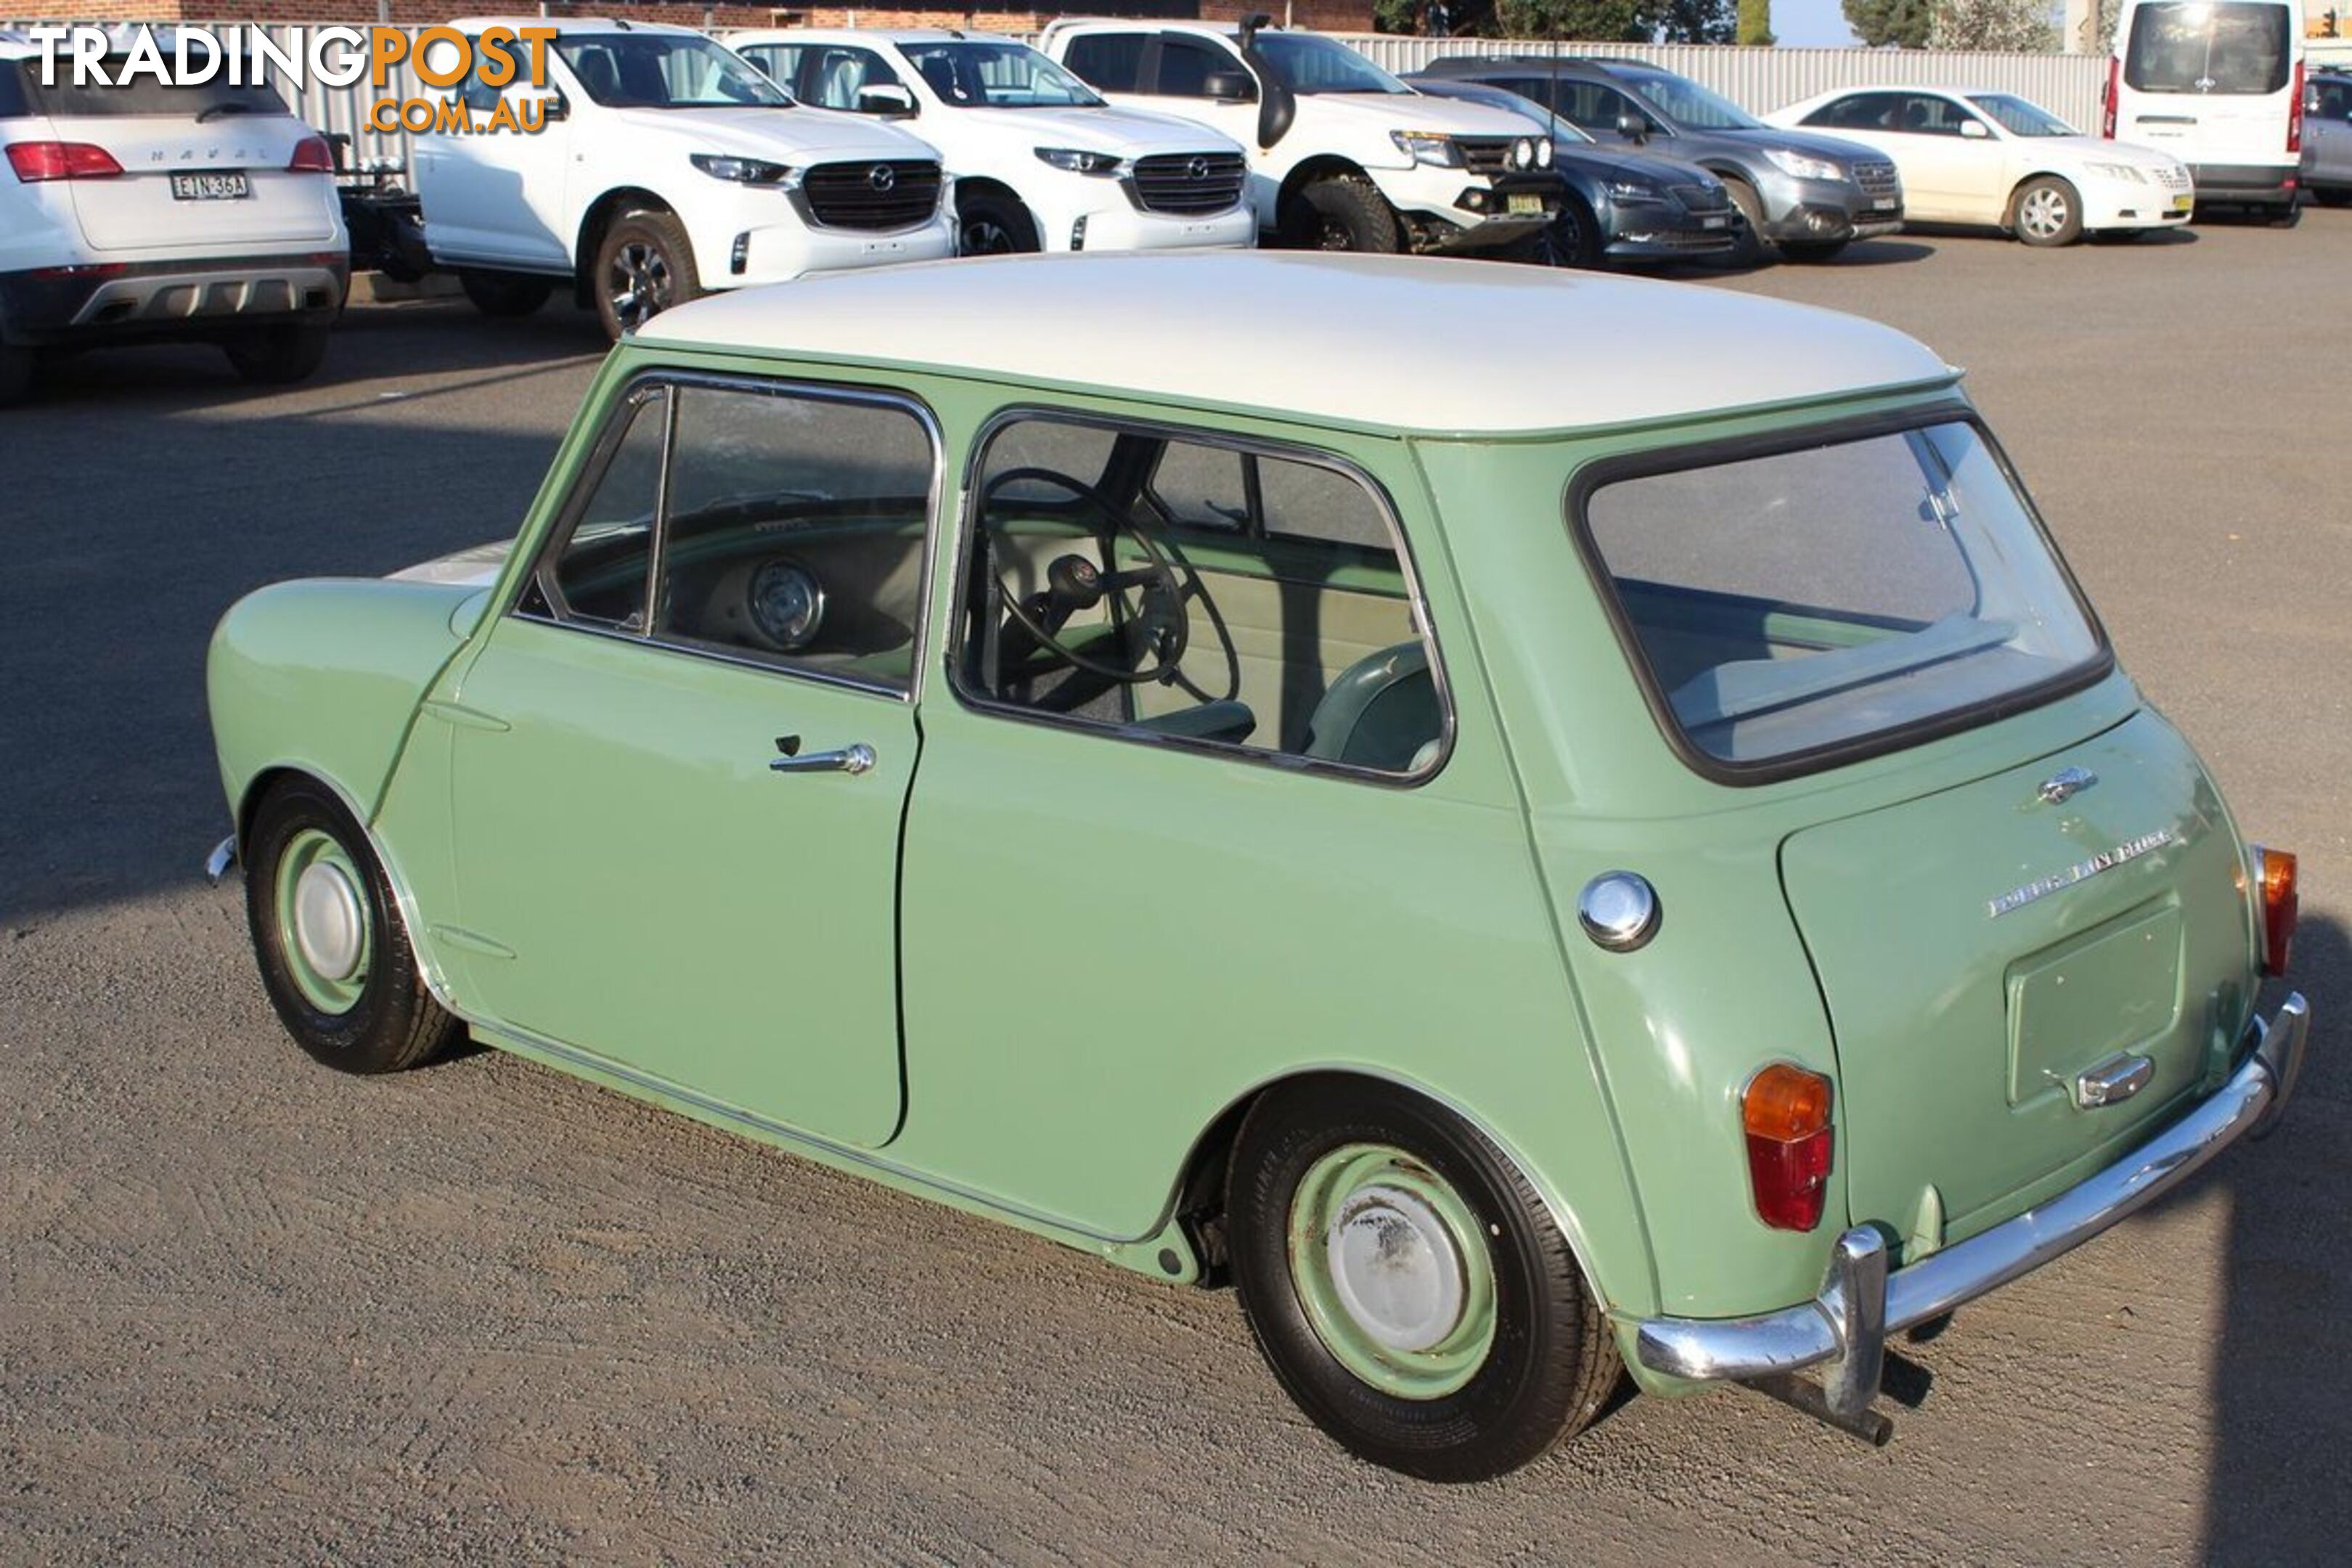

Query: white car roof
448,17,706,38
640,252,1953,436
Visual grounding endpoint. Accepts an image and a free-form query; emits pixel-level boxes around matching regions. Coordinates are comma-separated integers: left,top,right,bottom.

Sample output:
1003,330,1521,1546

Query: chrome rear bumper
1635,993,2312,1432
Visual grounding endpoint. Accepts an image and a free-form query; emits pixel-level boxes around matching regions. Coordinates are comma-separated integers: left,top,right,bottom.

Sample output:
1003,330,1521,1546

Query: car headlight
1390,131,1463,168
1535,139,1553,169
1763,147,1842,182
1034,147,1122,176
1509,137,1535,171
1609,179,1666,205
690,153,796,186
2086,160,2148,183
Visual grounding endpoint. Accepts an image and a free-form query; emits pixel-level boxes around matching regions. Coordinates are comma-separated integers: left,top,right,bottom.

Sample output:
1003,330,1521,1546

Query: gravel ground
2,213,2345,1565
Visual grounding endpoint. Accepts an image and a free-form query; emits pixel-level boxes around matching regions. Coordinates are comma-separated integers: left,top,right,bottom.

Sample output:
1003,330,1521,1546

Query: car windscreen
1620,69,1763,131
1969,94,2074,136
2124,2,2291,95
899,41,1101,108
1,57,290,118
1577,420,2103,771
1252,34,1409,96
555,35,790,109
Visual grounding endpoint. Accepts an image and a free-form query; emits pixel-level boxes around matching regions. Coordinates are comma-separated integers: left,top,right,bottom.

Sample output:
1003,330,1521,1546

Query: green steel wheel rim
1286,1142,1498,1401
273,827,372,1016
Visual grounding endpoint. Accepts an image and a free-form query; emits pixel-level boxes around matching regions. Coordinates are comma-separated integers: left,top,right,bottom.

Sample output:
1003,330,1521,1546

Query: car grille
1457,136,1519,178
801,160,942,230
1853,160,1900,200
1130,152,1246,214
1673,183,1732,213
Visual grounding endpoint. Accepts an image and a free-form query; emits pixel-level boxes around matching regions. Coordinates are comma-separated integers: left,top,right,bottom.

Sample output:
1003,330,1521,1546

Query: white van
2104,0,2306,219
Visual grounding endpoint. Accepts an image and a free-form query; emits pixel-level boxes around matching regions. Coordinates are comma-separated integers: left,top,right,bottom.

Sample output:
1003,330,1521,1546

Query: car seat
571,49,620,104
1300,640,1442,772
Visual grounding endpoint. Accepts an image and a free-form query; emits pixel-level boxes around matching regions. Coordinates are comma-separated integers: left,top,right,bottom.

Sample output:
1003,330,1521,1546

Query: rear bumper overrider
1633,992,2312,1442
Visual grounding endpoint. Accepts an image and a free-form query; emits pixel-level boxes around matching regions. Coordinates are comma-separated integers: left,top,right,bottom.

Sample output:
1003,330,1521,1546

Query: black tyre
2011,175,2084,247
243,776,460,1076
1286,175,1402,253
459,267,555,317
1721,176,1771,263
1777,237,1850,263
222,324,330,385
593,208,701,341
1533,195,1601,268
1228,1077,1621,1482
0,343,33,408
957,191,1040,256
2315,189,2352,208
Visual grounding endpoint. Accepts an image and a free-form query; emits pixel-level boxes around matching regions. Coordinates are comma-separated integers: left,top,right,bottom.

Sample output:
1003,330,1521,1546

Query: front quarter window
1577,419,2104,773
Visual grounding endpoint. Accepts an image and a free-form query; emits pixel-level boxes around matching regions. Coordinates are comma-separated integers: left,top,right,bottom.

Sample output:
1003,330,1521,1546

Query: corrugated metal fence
3,22,2107,173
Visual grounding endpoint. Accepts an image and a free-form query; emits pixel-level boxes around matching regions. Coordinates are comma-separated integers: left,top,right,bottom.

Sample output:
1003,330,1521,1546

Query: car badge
867,164,897,192
2037,766,2098,805
1187,156,1210,181
1988,827,2176,918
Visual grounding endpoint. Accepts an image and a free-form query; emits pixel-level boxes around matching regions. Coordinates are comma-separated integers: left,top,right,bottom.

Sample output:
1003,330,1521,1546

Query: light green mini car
206,252,2313,1481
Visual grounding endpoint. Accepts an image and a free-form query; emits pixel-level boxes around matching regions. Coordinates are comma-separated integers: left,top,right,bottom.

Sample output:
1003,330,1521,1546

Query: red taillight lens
1742,1063,1834,1233
2288,60,2306,154
6,141,126,182
2253,846,2298,977
287,135,336,174
2102,56,2119,139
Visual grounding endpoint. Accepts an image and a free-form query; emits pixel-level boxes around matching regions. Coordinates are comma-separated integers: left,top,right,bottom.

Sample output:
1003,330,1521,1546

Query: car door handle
769,741,876,776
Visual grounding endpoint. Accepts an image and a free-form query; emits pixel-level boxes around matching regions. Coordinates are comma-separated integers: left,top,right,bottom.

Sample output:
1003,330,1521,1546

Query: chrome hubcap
2021,188,2067,238
291,859,365,981
608,241,674,329
1326,1185,1467,1352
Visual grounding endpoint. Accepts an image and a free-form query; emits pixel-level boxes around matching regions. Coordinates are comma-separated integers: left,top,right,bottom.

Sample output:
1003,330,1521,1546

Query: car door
433,372,937,1148
1884,94,2006,221
413,36,577,268
2311,78,2352,185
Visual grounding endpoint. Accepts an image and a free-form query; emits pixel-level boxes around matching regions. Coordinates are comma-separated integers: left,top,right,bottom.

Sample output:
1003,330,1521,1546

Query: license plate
171,171,250,201
1506,192,1543,216
1872,196,1898,211
1702,214,1728,229
2171,193,2194,211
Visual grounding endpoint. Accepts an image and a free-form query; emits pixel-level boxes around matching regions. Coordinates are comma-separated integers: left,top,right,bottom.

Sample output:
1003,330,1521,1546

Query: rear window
2124,2,2292,96
1,57,290,118
1577,419,2104,773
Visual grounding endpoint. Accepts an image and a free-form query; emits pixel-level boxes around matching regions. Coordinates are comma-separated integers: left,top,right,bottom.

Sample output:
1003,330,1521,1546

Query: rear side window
2125,2,2291,95
1577,420,2104,773
1804,92,1906,131
17,57,289,117
1063,33,1145,93
0,62,31,118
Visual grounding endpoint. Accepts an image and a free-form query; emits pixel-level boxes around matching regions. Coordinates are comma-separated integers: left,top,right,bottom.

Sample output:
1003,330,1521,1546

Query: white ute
729,29,1252,256
1039,16,1560,253
0,28,348,407
415,18,955,339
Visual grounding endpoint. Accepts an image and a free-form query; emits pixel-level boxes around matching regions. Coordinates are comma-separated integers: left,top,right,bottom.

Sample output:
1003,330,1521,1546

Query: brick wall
9,3,1380,29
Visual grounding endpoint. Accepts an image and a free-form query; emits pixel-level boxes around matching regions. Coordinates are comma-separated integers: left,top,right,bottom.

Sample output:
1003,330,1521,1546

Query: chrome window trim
507,367,947,706
944,404,1459,788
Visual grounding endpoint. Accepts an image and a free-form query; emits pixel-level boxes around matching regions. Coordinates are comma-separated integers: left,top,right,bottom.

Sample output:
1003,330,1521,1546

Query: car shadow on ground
2206,911,2351,1564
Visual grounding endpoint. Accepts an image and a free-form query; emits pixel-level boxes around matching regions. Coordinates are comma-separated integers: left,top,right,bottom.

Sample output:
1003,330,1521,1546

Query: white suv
415,19,955,339
728,30,1252,256
0,29,348,407
1039,18,1560,253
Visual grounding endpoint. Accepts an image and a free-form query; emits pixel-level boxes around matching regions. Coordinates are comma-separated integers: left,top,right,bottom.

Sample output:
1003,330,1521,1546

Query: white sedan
1767,86,2193,246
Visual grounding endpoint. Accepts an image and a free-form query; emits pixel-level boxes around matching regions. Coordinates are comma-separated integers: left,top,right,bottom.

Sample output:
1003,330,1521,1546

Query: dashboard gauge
748,558,825,650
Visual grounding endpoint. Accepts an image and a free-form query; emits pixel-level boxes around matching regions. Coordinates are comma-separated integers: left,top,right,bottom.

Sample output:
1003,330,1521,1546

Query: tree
1492,0,1657,41
1657,0,1739,41
1842,0,1934,46
1932,0,2060,49
1737,0,1777,43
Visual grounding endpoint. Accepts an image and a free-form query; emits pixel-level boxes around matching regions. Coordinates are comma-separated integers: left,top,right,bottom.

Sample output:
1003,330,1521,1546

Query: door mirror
1614,110,1650,142
856,83,918,115
1203,70,1256,103
1959,118,1990,139
514,85,567,123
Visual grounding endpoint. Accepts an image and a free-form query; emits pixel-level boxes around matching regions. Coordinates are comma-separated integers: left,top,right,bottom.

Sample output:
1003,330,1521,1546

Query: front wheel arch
572,187,677,306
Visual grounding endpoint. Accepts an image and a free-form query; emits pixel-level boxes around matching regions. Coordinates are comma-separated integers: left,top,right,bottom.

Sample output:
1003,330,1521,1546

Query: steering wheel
979,466,1192,685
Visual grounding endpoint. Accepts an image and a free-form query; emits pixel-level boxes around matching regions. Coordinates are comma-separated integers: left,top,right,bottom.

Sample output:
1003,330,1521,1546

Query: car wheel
2011,176,2084,247
244,776,460,1075
1227,1077,1622,1482
1538,195,1601,268
459,267,555,317
1721,176,1771,262
957,191,1040,256
594,208,701,341
1286,176,1402,254
0,343,33,407
222,324,331,385
1777,238,1849,263
2315,189,2352,208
